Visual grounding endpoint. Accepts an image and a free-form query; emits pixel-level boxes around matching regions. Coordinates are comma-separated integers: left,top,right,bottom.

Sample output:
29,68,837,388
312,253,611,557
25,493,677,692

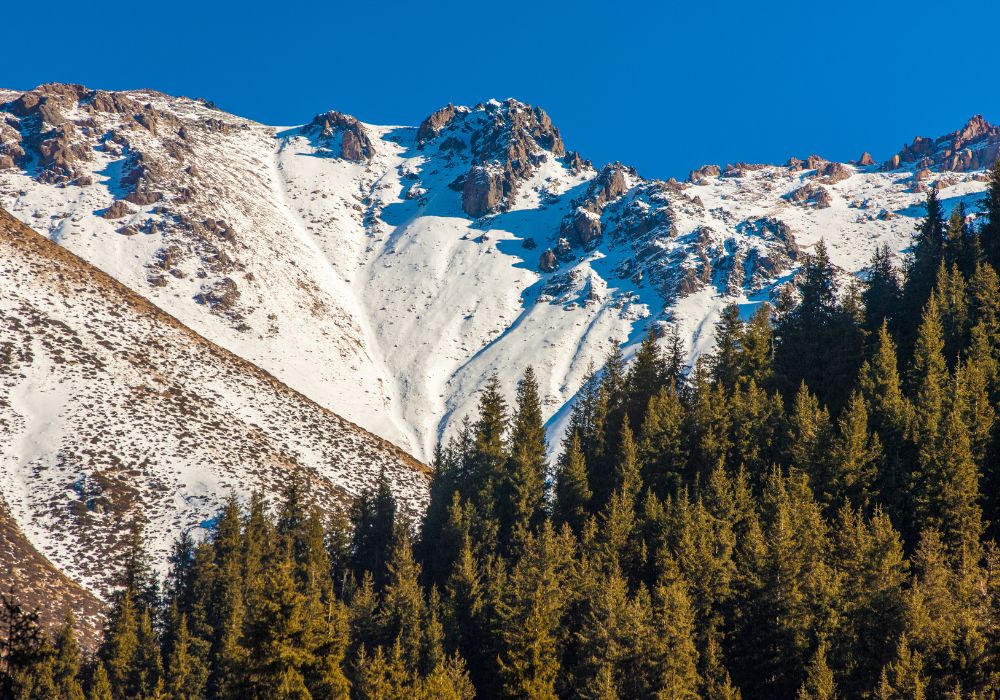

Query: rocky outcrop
857,151,875,166
688,164,721,183
101,200,132,220
557,163,634,246
884,115,1000,172
817,161,853,184
564,207,602,246
462,165,505,218
539,248,558,272
307,111,373,162
786,182,832,208
455,100,569,217
416,104,460,144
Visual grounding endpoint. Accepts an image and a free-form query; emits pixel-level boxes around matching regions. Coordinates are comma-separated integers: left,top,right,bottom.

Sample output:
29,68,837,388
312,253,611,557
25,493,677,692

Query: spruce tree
863,244,902,333
501,367,548,548
796,641,837,700
979,158,1000,270
554,432,592,532
638,385,687,499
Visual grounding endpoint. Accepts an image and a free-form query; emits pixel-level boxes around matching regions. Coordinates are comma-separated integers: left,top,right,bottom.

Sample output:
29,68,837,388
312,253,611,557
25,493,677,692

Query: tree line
6,164,1000,698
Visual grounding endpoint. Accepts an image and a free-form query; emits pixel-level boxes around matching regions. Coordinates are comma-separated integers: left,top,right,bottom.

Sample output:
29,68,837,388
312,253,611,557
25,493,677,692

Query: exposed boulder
462,165,505,217
101,201,132,220
817,161,853,184
564,207,602,246
786,182,832,208
688,164,721,183
539,248,558,272
857,151,875,166
805,154,825,170
416,104,459,144
308,111,373,162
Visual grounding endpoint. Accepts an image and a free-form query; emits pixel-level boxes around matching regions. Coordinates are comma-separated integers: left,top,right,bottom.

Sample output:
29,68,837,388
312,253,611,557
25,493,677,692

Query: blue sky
4,0,998,180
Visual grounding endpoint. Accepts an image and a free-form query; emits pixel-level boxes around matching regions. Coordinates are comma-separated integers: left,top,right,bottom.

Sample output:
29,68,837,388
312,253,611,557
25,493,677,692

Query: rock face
462,164,505,218
416,104,459,144
539,248,558,272
787,182,833,208
884,115,1000,172
689,164,721,183
100,200,131,220
307,111,373,162
857,151,876,166
414,99,569,217
559,163,634,246
817,161,853,184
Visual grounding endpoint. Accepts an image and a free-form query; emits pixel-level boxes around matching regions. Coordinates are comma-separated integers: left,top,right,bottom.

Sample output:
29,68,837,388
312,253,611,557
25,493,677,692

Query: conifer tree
901,190,946,346
650,578,702,699
796,641,837,700
741,303,774,388
47,611,84,700
827,392,881,511
979,158,1000,270
625,328,666,429
501,367,548,548
554,432,592,532
496,524,574,700
863,244,902,333
468,373,509,529
88,663,113,700
711,303,745,392
638,385,687,499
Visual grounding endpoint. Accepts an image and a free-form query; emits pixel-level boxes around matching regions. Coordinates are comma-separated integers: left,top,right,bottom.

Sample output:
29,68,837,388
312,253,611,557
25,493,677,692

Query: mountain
0,83,992,466
0,208,429,603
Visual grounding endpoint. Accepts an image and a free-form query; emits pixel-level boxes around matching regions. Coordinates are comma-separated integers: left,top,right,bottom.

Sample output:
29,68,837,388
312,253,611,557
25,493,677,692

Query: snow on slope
0,209,429,597
0,84,992,463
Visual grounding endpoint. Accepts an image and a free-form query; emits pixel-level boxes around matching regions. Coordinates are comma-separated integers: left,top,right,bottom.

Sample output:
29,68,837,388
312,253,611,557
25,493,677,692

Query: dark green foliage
14,197,1000,700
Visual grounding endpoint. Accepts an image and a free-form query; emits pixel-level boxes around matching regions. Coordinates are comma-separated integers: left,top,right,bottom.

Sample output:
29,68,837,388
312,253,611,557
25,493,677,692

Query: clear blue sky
5,0,998,180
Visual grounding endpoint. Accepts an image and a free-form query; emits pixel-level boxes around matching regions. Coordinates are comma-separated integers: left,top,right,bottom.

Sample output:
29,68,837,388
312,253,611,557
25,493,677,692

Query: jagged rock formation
306,110,373,162
0,82,994,473
884,114,1000,172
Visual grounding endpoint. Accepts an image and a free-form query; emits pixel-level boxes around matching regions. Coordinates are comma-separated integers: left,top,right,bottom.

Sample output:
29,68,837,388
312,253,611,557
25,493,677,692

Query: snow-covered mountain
0,208,429,599
1,83,992,467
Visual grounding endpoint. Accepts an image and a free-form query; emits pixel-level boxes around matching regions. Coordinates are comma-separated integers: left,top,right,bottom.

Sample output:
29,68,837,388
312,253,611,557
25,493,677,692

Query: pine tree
243,555,315,699
351,468,398,590
496,524,575,700
827,392,881,511
711,303,745,392
49,612,84,700
625,328,666,429
650,578,702,699
830,507,907,696
378,527,425,671
554,432,592,532
741,303,774,388
638,385,687,499
863,244,902,333
797,641,837,700
877,638,927,699
909,294,948,446
468,373,508,530
935,262,968,362
165,613,199,700
88,663,113,700
979,158,1000,270
501,367,548,548
901,190,946,349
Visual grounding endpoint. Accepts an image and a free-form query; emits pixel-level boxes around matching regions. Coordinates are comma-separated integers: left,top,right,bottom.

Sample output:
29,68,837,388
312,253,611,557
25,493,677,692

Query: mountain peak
884,114,1000,172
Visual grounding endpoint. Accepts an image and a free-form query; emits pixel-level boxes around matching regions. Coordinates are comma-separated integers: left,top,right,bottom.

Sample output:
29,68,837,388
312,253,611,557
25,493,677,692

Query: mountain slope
0,84,993,461
0,208,429,597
